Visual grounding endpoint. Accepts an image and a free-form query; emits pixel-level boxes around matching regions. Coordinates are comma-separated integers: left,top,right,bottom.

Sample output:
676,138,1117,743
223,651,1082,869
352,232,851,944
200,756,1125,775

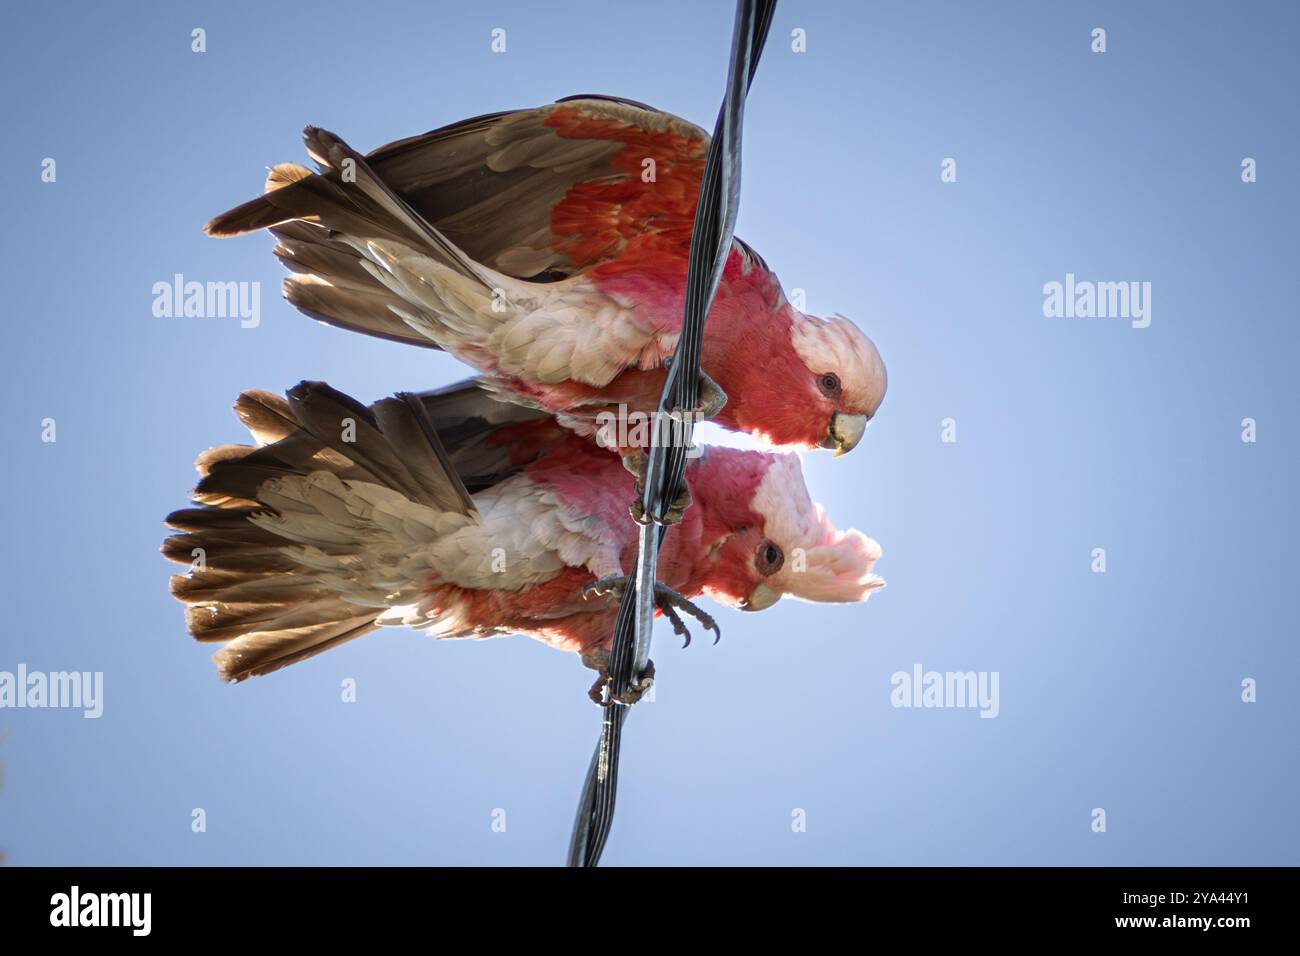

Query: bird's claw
581,646,655,707
660,360,729,423
581,576,721,650
629,486,691,526
622,451,692,526
617,367,726,527
694,369,728,422
581,575,626,602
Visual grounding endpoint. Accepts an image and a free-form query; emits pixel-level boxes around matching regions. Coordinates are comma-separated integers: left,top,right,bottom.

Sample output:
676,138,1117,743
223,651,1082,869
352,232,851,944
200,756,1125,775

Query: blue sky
0,0,1296,865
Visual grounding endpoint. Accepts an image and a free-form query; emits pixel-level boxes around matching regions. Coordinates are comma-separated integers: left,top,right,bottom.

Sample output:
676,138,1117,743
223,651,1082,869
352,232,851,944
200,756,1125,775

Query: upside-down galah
204,95,887,455
162,380,884,695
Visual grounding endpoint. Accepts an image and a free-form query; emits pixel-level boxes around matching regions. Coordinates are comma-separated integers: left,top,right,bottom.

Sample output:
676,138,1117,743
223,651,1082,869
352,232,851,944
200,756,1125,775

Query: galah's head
720,310,887,456
692,449,885,613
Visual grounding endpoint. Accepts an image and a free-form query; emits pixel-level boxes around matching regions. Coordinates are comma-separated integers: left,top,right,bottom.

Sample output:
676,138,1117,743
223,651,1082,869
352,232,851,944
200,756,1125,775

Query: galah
162,380,884,697
204,95,887,455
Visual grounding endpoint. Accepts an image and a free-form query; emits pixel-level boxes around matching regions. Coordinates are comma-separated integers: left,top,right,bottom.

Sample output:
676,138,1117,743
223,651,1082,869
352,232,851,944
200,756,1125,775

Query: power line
566,0,778,868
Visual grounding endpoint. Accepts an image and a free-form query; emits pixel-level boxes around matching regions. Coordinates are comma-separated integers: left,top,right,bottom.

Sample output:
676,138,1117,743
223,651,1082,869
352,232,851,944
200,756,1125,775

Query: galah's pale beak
821,412,868,457
740,583,781,611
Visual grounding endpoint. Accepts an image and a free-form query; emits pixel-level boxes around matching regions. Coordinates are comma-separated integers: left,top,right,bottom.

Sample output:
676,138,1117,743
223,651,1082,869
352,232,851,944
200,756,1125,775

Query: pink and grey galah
162,381,884,690
204,95,887,455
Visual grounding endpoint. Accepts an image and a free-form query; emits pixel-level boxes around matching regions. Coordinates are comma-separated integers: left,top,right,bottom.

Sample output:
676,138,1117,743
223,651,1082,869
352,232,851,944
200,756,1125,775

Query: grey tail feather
165,380,477,682
204,127,487,349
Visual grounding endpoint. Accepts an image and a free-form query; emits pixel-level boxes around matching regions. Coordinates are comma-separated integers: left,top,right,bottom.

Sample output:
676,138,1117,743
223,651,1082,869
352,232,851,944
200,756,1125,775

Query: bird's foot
582,576,721,650
581,646,656,707
661,359,729,422
694,369,728,422
621,451,692,526
616,367,726,526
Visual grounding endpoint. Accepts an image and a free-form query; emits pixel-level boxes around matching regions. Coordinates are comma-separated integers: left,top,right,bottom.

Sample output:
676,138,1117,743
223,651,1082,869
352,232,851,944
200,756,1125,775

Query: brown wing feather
366,97,709,278
202,98,712,356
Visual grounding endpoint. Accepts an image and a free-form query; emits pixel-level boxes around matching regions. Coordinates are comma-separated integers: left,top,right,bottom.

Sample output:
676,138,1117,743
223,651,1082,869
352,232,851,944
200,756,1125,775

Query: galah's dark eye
755,539,784,575
817,372,841,397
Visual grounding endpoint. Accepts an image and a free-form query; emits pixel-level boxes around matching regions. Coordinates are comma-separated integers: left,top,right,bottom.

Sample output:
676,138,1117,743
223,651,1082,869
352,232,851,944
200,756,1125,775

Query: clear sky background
1,0,1296,865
